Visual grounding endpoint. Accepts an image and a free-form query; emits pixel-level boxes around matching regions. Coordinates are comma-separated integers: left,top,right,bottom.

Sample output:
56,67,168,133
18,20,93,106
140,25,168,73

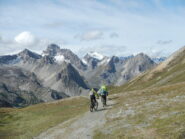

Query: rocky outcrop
43,44,87,71
0,67,68,107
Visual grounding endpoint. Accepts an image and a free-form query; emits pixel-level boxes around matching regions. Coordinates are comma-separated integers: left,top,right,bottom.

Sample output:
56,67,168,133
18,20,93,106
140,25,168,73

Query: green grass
0,97,89,139
94,82,185,139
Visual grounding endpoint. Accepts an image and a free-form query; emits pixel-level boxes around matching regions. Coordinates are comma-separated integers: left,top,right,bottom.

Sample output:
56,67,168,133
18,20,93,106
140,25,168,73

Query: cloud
110,32,119,38
75,30,103,41
0,32,51,55
15,31,38,46
0,0,185,57
157,40,173,45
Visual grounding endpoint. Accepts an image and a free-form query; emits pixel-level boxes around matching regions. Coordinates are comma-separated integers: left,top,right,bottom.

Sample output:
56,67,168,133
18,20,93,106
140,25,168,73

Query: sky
1,0,185,57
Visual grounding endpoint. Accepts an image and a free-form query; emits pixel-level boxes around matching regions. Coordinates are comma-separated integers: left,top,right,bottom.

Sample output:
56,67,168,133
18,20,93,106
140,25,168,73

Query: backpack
99,88,107,96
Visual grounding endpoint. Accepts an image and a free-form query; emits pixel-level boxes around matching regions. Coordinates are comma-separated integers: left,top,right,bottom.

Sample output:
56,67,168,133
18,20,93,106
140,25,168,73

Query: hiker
98,85,108,107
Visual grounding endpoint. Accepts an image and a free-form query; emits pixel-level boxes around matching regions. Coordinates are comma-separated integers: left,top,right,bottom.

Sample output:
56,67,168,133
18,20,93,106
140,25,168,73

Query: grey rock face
53,63,89,96
83,53,101,69
0,67,68,107
0,55,18,65
83,53,156,87
43,44,61,56
17,55,89,97
0,45,89,107
83,55,120,88
43,44,87,71
39,55,55,65
18,49,42,60
115,53,156,85
0,49,42,66
106,56,120,73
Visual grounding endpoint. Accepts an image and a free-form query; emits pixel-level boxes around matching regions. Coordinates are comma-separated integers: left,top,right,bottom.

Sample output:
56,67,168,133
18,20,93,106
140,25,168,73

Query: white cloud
0,32,52,55
75,30,103,41
1,0,185,57
15,31,38,46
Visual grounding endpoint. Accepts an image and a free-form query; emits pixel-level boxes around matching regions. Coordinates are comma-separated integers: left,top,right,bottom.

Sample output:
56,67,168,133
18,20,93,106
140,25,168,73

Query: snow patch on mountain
88,52,105,60
99,57,110,65
54,55,70,63
152,57,166,64
82,59,88,65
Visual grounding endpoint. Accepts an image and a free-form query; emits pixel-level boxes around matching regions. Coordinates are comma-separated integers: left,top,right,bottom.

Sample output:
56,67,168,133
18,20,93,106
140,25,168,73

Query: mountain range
0,44,164,107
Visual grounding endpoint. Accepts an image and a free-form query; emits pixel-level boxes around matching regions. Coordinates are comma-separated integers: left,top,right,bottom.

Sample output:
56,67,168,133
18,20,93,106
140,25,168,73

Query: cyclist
89,88,98,110
98,85,108,107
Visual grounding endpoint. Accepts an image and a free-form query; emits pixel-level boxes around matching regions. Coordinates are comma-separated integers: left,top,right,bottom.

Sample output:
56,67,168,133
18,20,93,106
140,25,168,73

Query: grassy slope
0,97,89,139
110,47,185,94
94,47,185,138
95,83,185,138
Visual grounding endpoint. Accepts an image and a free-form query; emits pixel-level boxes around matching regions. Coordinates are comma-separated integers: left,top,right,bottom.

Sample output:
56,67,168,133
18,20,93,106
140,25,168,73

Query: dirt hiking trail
35,95,116,139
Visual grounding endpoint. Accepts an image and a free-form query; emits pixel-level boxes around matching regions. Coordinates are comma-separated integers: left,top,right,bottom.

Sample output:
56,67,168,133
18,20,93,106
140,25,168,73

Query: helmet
101,85,107,91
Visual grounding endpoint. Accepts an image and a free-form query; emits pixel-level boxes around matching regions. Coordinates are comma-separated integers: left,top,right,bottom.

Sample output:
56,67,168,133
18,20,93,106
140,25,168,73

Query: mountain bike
90,99,98,112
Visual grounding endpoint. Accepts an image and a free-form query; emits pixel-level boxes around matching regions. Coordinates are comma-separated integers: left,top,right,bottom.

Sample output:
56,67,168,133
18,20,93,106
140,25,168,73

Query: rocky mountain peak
134,53,155,64
48,43,60,50
0,55,18,65
40,55,55,65
18,49,42,60
136,53,149,59
83,52,107,69
43,44,61,56
83,54,99,69
59,49,87,70
42,44,86,70
109,56,120,64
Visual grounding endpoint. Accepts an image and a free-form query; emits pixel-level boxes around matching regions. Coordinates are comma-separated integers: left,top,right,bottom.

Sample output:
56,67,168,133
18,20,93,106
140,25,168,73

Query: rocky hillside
43,44,87,71
115,53,156,85
113,46,185,92
0,67,67,107
83,52,156,87
0,46,89,98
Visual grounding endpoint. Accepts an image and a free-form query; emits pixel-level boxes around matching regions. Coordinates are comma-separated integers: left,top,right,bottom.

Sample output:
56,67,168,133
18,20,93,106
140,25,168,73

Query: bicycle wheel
90,104,93,112
101,96,105,107
94,101,98,111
